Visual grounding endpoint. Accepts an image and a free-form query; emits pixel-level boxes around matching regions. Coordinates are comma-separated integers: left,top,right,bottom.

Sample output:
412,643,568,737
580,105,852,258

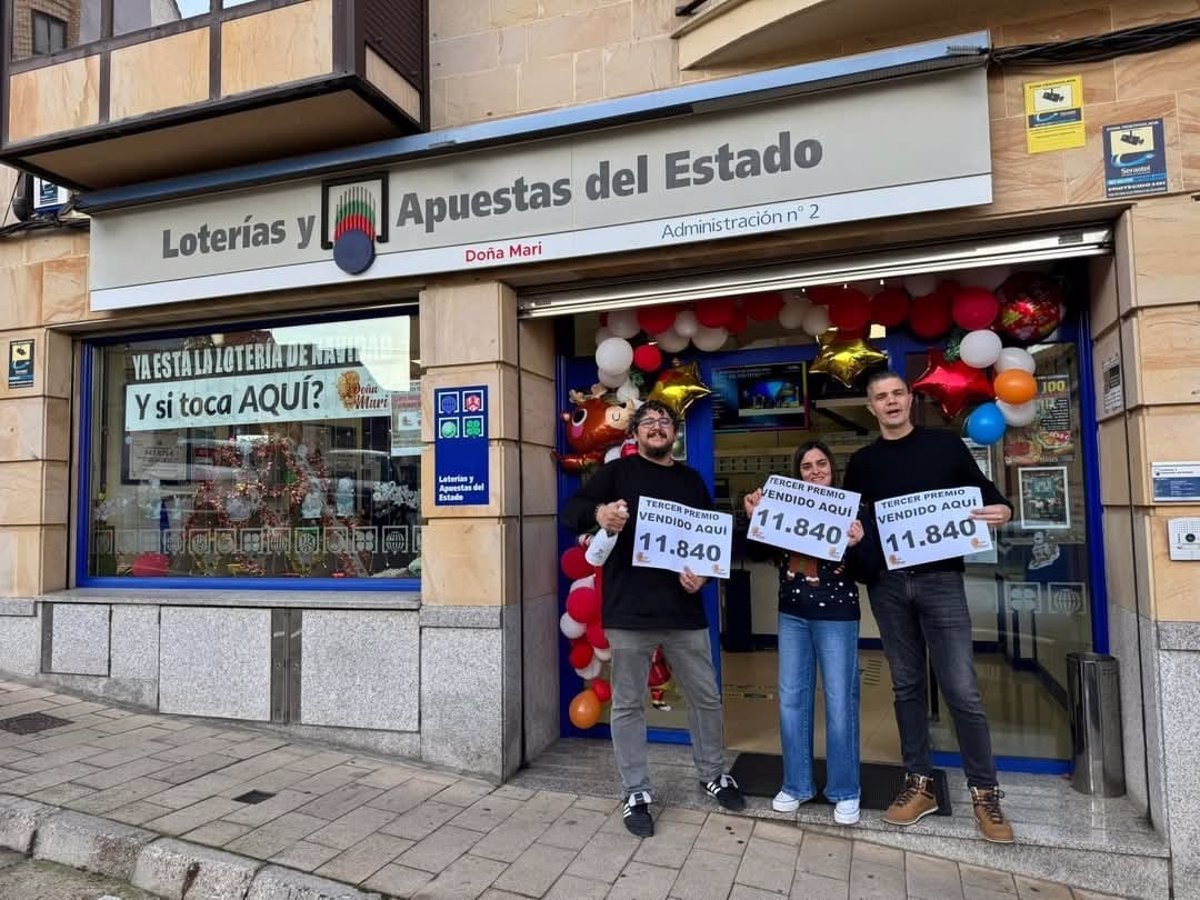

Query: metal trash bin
1066,652,1125,797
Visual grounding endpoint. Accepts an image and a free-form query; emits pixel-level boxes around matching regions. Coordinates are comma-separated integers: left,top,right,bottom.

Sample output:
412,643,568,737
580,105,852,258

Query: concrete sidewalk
0,678,1118,900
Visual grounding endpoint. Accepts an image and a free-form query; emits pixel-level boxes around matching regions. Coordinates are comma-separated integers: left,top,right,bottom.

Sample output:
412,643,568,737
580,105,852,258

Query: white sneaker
834,798,860,825
772,790,801,813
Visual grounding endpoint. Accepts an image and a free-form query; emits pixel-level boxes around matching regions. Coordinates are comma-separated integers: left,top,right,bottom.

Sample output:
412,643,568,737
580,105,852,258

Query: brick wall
10,0,83,60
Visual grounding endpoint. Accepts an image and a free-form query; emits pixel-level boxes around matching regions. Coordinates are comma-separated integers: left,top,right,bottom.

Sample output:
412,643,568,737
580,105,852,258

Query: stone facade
10,0,84,61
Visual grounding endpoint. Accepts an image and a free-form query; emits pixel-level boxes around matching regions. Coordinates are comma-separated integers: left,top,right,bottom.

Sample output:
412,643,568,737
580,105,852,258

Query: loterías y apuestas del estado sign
89,68,991,312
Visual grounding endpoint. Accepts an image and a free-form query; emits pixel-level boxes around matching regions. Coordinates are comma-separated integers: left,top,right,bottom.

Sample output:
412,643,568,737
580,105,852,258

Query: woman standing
743,440,868,825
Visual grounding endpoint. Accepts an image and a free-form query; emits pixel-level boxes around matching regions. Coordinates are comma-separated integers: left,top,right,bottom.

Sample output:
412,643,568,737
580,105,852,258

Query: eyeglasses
636,417,675,430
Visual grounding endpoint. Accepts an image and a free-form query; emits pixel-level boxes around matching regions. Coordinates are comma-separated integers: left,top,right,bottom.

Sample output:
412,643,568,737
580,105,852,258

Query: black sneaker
704,774,746,811
623,790,654,837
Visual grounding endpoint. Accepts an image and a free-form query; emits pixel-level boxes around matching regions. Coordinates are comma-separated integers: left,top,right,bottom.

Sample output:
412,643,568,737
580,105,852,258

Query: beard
641,438,673,460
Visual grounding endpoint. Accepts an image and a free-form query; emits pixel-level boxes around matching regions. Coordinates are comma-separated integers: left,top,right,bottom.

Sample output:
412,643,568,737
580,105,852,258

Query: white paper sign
875,487,994,570
632,497,733,579
747,475,861,561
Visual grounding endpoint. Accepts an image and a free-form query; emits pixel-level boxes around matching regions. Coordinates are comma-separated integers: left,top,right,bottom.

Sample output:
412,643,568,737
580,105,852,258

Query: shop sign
875,487,994,569
7,339,33,389
434,386,489,506
1023,76,1085,153
1104,118,1168,198
1152,462,1200,503
90,69,992,310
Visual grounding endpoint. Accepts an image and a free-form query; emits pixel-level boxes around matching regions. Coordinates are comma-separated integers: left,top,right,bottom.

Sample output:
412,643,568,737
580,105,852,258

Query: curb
0,794,383,900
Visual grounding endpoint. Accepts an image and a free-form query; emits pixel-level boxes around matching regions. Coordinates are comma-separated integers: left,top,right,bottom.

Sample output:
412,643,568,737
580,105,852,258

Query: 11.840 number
638,533,721,562
755,508,843,545
885,518,977,552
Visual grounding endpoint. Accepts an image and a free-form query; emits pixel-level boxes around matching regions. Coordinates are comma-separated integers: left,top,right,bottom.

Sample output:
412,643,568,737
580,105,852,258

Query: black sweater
842,427,1011,578
560,454,712,630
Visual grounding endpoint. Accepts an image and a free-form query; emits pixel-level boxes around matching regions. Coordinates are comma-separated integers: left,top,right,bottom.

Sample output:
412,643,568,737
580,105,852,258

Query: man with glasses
562,400,745,838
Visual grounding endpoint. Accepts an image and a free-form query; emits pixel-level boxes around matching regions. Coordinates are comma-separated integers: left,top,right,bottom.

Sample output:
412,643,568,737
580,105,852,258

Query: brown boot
883,773,939,826
971,787,1014,843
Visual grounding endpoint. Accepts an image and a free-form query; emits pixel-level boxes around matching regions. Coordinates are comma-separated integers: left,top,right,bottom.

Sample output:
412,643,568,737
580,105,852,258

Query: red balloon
828,288,871,332
637,305,676,335
805,285,839,305
131,552,170,577
560,546,593,581
632,344,663,372
744,292,785,321
598,312,609,326
952,287,1000,331
725,305,748,335
586,622,609,650
620,441,638,457
591,678,612,704
694,297,737,328
568,639,594,670
909,293,953,340
912,349,996,418
995,272,1064,342
870,288,910,327
566,587,601,624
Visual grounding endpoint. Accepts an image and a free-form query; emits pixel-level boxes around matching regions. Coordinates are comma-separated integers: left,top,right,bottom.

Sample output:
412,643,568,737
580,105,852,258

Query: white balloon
595,336,634,373
597,367,627,389
603,445,622,463
569,575,595,594
802,305,831,336
997,399,1038,427
593,327,612,346
594,646,612,662
970,265,1011,291
607,309,641,339
958,329,1003,369
995,347,1037,374
692,325,729,352
778,301,808,330
905,273,939,297
575,658,603,680
560,612,586,639
654,328,690,353
616,380,640,403
674,310,700,338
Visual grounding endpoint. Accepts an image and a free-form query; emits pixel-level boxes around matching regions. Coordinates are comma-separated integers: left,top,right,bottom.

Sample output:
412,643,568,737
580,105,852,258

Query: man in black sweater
843,371,1015,843
561,400,744,838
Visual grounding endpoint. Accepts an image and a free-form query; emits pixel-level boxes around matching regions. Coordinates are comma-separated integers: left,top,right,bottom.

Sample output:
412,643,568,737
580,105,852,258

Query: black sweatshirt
560,454,712,631
842,426,1011,578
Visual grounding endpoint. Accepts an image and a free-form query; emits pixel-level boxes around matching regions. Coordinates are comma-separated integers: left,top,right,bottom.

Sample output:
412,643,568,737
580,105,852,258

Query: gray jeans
607,627,725,795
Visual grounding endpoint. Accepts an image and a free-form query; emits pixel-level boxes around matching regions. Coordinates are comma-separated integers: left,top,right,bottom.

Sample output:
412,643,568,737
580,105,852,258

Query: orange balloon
993,369,1037,405
568,689,602,729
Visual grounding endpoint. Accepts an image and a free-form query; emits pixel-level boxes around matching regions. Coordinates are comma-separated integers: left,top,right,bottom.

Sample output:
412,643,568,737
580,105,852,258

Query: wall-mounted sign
1101,353,1123,416
1152,462,1200,503
434,386,489,506
1024,76,1085,153
7,339,33,389
1104,118,1168,198
90,69,992,311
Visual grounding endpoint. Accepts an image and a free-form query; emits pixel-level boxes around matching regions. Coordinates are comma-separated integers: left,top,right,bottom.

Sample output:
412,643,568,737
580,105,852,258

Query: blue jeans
868,570,998,788
777,614,861,802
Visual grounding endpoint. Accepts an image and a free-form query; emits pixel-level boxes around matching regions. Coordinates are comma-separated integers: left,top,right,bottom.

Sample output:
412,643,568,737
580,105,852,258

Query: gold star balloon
645,361,712,419
809,331,888,388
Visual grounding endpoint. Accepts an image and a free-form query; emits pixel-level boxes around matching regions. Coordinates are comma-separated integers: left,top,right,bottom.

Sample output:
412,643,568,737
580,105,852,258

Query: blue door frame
554,304,1107,775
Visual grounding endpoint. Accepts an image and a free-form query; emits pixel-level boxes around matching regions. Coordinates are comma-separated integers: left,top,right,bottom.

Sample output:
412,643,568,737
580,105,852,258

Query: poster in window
1018,466,1070,530
1004,375,1074,466
711,363,808,433
123,431,188,483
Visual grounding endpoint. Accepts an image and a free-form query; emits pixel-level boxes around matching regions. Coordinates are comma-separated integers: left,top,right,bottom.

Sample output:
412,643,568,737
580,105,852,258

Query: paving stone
380,801,463,842
668,846,741,900
1,762,100,795
67,778,174,815
537,807,607,851
563,827,638,883
450,795,524,833
222,737,290,760
307,805,396,850
144,797,242,836
284,750,354,775
491,843,575,897
958,865,1016,894
694,812,754,857
225,812,328,860
147,773,246,810
363,862,434,897
471,817,552,864
480,890,529,900
396,824,484,874
853,841,905,870
72,756,174,789
151,737,239,763
965,889,1024,900
152,753,240,785
219,767,314,799
608,861,679,900
27,782,96,806
510,791,578,825
849,859,906,900
355,764,422,790
224,789,317,827
368,778,453,815
632,818,701,869
8,745,104,773
412,854,507,899
736,834,799,894
434,779,497,807
907,852,964,899
790,870,850,900
296,784,384,821
106,802,174,827
217,748,307,784
290,764,376,795
544,874,611,900
490,785,536,802
1014,876,1074,900
182,819,254,848
797,832,853,881
317,832,413,884
570,795,616,814
658,806,709,825
270,840,344,872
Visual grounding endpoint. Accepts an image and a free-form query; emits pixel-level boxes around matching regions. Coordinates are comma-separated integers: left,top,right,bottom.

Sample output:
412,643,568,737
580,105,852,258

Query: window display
84,313,422,583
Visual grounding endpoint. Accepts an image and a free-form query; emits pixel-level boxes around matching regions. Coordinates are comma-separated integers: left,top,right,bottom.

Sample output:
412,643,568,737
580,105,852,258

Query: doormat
728,752,952,816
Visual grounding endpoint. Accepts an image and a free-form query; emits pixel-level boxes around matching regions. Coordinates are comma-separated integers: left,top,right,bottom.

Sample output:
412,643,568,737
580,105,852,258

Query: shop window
82,312,423,586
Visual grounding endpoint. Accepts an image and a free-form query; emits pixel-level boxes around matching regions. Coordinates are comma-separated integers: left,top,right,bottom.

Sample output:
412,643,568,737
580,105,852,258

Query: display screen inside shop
84,315,424,581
